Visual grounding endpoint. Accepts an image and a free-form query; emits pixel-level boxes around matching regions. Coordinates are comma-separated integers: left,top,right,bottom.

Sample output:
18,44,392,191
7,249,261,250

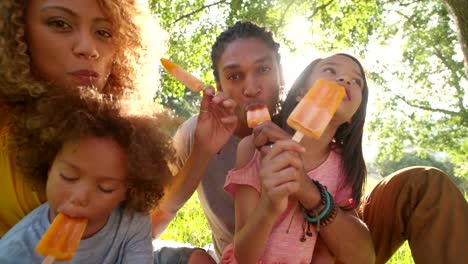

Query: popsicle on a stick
247,104,271,128
287,79,345,142
36,213,88,264
160,58,204,92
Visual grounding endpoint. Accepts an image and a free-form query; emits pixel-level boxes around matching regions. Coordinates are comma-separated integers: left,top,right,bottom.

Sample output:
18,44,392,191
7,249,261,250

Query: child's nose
337,76,352,87
70,188,90,207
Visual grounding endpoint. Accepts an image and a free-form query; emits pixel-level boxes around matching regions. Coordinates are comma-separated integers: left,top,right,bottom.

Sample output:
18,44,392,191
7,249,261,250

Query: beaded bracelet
301,180,338,232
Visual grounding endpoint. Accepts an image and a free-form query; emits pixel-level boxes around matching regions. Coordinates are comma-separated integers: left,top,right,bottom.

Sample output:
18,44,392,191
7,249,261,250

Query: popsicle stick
292,131,304,142
42,256,55,264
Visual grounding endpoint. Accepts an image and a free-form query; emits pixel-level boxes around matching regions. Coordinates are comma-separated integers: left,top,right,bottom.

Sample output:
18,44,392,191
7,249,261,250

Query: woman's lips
70,70,100,85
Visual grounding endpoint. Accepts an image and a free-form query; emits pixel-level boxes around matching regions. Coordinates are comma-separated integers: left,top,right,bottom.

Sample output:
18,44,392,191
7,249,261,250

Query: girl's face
25,0,116,91
46,136,128,238
303,55,365,124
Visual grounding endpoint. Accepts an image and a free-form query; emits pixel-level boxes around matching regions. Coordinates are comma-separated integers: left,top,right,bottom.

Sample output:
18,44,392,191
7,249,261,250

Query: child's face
46,136,128,238
304,55,365,124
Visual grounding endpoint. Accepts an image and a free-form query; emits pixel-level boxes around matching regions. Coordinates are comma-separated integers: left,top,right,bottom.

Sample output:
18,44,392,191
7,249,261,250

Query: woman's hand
193,86,237,157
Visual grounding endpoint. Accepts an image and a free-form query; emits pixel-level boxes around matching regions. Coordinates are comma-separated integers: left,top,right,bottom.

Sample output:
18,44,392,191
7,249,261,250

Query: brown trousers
360,166,468,264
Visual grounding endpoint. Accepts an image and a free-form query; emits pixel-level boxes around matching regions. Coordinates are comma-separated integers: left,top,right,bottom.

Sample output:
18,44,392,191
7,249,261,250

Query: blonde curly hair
0,0,165,102
10,87,179,213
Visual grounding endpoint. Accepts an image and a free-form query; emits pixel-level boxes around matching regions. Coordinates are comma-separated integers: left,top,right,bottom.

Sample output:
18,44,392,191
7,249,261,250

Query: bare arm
151,86,237,237
233,138,299,263
255,130,375,263
301,192,375,263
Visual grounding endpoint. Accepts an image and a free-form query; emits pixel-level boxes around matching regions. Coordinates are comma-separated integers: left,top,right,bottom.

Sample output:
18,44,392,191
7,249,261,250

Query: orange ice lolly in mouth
36,213,88,263
287,79,345,142
160,58,205,92
247,104,271,128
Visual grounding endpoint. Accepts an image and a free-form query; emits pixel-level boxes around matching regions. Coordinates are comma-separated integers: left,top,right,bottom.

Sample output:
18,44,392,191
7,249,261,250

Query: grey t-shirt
0,203,153,264
174,116,240,258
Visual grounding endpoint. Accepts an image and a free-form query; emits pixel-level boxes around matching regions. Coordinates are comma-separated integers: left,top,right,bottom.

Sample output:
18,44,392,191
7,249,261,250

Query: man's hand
193,86,238,157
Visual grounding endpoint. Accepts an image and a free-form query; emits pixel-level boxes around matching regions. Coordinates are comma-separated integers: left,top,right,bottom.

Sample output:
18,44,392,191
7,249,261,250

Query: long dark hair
277,53,369,207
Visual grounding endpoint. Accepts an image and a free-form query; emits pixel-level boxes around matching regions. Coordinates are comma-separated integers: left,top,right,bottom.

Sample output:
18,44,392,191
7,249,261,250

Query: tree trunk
443,0,468,74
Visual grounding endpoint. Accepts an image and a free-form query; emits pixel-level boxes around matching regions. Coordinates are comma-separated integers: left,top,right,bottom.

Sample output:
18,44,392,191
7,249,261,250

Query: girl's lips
344,88,351,100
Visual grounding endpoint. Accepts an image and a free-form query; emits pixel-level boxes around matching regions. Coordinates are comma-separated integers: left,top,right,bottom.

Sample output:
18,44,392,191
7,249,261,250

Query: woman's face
26,0,116,91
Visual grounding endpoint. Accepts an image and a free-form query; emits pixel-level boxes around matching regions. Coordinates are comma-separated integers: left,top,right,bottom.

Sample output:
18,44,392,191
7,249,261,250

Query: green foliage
367,0,467,179
160,192,213,247
387,242,415,264
150,0,467,182
373,151,468,194
151,1,466,261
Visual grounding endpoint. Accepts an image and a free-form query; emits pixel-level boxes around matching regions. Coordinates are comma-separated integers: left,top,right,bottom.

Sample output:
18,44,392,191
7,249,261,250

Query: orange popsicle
287,79,345,142
247,104,271,128
36,213,88,263
160,58,204,92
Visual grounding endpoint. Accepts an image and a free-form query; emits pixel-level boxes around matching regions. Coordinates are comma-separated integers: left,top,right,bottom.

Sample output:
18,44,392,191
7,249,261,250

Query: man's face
215,37,283,126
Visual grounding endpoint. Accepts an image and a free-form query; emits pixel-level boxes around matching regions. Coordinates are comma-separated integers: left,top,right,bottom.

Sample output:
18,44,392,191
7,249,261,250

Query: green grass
161,187,415,263
159,193,212,247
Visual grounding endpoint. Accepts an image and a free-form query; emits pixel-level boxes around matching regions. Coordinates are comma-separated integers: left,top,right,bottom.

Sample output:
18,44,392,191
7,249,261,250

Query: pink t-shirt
221,149,352,264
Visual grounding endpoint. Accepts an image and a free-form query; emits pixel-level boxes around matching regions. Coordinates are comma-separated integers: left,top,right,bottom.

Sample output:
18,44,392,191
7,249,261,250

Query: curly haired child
0,87,177,263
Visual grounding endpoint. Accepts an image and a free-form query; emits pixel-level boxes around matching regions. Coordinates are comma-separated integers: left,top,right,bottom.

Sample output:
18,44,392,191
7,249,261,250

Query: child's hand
258,140,306,216
193,86,237,157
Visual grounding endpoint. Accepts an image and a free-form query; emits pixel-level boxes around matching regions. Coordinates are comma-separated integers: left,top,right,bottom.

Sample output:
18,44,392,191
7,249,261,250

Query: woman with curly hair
0,87,176,263
0,0,165,237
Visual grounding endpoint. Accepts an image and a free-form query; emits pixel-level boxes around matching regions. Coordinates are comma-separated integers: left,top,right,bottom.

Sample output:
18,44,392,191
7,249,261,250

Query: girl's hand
193,86,237,157
258,140,306,216
252,121,291,149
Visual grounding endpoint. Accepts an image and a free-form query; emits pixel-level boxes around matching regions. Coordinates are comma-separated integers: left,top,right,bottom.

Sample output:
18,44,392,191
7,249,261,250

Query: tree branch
307,0,334,20
171,0,227,26
433,46,454,74
395,94,460,116
398,0,425,7
443,0,468,75
276,0,298,30
433,46,467,117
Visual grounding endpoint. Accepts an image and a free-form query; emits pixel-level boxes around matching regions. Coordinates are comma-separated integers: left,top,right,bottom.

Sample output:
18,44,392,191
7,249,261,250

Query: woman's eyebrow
40,6,111,24
41,6,77,17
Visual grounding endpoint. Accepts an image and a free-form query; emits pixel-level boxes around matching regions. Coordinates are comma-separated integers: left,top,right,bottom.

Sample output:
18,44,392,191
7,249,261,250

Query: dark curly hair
278,53,369,208
9,87,179,213
210,21,281,82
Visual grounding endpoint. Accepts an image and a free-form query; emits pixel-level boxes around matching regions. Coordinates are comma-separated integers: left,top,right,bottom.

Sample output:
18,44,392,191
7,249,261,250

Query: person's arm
151,87,237,237
254,124,375,263
224,137,278,264
298,188,375,264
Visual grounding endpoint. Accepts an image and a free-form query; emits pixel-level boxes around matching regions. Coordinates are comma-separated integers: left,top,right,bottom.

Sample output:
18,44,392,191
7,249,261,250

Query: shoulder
175,115,198,137
235,135,257,169
173,115,198,151
0,204,47,263
120,209,152,235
